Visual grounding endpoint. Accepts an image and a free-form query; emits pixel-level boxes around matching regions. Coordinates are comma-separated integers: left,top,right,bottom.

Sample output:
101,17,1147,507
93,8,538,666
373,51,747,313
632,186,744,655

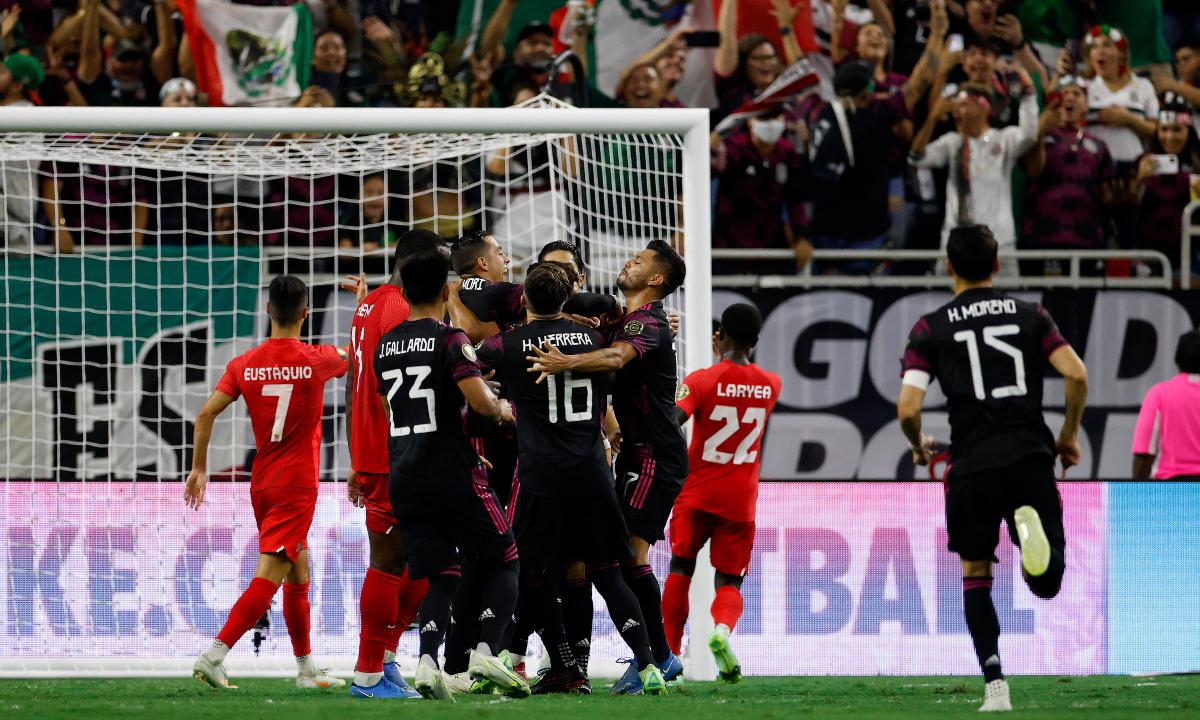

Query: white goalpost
0,100,715,679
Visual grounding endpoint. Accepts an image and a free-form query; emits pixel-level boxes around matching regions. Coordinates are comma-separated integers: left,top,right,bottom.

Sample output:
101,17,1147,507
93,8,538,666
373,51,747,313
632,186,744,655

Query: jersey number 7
262,383,294,442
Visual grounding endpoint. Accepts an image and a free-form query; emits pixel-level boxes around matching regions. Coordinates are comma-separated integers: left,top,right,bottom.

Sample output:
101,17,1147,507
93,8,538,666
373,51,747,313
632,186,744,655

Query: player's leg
443,553,485,675
352,522,421,698
281,550,344,689
662,504,709,656
1008,455,1067,599
560,562,593,679
395,502,458,701
706,515,755,684
414,563,461,700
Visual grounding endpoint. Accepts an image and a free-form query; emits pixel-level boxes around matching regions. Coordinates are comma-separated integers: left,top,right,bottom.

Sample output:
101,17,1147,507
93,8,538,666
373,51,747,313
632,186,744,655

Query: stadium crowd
0,0,1198,280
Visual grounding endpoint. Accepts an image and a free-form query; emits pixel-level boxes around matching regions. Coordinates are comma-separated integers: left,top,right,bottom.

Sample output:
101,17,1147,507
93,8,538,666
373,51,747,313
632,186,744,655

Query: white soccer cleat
978,679,1012,712
442,671,474,695
192,654,237,690
415,655,454,701
469,646,531,698
1014,505,1050,577
296,667,347,689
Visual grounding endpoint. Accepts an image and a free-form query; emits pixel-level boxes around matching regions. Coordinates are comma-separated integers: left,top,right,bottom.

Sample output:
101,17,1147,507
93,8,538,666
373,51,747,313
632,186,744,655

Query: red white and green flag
178,0,312,107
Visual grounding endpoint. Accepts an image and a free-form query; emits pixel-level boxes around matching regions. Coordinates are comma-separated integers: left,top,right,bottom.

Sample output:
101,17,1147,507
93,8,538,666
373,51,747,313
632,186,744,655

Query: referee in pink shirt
1132,330,1200,480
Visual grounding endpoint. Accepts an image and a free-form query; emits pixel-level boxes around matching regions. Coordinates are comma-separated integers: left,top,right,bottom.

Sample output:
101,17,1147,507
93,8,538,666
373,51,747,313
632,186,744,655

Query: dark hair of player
647,238,686,297
1177,329,1200,374
392,229,445,275
400,251,451,306
450,229,493,277
946,224,998,282
720,303,763,348
538,240,585,274
267,274,308,325
524,262,575,315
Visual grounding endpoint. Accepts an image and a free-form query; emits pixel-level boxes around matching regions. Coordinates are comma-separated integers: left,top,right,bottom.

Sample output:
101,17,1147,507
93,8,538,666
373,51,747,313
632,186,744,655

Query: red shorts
358,472,396,535
251,486,317,564
669,503,755,578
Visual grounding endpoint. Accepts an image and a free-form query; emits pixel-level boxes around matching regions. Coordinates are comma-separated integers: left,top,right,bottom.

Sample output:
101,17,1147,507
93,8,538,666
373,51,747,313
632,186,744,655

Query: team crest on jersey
624,320,644,336
676,384,690,401
462,343,477,362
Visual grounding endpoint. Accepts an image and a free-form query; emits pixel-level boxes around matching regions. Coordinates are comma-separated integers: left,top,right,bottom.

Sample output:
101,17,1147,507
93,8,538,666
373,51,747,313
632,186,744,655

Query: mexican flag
178,0,313,107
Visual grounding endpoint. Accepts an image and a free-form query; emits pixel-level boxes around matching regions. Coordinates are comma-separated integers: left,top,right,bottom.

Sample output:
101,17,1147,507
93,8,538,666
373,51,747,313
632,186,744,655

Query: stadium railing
1181,199,1200,290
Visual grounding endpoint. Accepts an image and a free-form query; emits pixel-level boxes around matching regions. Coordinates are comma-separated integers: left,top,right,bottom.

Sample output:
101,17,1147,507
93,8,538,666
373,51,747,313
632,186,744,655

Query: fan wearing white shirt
1083,24,1158,165
908,68,1039,276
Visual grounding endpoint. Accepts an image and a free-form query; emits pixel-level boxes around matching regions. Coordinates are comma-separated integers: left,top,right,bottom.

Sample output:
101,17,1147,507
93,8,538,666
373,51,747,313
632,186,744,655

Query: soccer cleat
192,654,237,690
296,667,347,689
1014,506,1051,578
415,655,454,701
638,665,667,696
708,624,742,683
469,678,501,695
609,659,642,695
657,653,684,684
382,662,422,698
349,676,417,699
442,671,474,695
468,648,531,698
512,661,528,682
978,679,1012,712
530,667,589,695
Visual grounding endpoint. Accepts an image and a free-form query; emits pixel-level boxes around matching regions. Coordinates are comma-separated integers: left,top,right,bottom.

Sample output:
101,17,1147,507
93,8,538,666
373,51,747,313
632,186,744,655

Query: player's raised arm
1048,344,1088,471
185,389,235,510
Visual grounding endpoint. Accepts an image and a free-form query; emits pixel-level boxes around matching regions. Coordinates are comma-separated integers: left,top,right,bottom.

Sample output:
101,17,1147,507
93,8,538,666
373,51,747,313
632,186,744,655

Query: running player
346,229,444,699
661,303,781,684
526,239,689,693
375,250,527,701
897,225,1088,712
186,275,348,691
476,262,666,696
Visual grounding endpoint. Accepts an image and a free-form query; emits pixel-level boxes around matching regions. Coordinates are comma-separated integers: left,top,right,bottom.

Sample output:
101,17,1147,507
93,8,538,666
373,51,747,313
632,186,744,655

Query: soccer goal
0,97,715,679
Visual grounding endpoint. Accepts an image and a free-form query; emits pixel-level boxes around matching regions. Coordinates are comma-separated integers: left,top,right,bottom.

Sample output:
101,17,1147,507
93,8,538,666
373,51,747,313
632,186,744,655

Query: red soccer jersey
349,284,410,474
216,338,348,490
674,360,782,522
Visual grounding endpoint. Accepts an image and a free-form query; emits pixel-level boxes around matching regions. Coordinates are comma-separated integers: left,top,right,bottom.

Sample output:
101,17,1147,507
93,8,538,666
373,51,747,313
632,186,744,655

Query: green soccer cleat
468,647,531,698
638,664,667,696
709,624,742,683
1014,505,1050,577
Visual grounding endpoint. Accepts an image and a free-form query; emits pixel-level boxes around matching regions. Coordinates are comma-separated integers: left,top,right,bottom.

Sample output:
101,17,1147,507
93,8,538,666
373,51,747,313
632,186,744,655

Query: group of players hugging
182,221,1088,712
182,227,780,700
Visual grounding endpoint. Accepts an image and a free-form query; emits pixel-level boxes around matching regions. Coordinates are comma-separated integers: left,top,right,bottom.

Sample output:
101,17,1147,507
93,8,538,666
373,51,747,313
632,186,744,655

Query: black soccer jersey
459,275,525,330
901,287,1070,475
564,291,620,320
609,301,688,475
476,317,611,497
374,318,483,489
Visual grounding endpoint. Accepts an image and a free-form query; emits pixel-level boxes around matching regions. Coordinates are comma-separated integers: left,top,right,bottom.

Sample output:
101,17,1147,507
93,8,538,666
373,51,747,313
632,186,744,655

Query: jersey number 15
953,324,1027,401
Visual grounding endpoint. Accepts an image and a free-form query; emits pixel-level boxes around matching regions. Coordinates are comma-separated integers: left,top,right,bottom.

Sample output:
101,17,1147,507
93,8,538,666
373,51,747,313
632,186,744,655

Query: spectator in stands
1153,36,1200,109
713,0,801,122
0,52,41,107
159,77,196,107
711,106,810,275
339,173,403,251
807,60,909,273
407,52,465,108
1129,93,1200,275
41,160,147,251
477,2,556,106
1132,329,1200,481
310,28,368,106
0,53,43,249
1084,25,1158,167
960,0,1049,87
74,0,174,107
931,35,1029,129
1023,75,1116,276
617,64,665,109
619,26,689,108
910,70,1039,276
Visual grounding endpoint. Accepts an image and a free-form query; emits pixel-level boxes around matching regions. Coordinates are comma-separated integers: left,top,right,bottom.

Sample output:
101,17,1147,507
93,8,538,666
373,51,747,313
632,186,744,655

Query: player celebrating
186,275,349,691
476,262,666,696
346,230,444,699
661,303,781,684
527,239,689,693
897,225,1088,712
374,250,527,701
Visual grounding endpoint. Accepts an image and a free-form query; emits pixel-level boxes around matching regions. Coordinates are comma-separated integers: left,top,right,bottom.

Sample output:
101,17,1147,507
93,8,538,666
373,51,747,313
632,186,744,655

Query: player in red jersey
185,275,349,691
346,230,444,699
660,303,781,684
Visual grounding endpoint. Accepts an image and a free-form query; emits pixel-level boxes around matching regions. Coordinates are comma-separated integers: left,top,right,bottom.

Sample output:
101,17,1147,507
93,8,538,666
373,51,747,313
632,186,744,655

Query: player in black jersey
476,262,666,696
897,225,1088,712
527,239,689,692
374,251,528,701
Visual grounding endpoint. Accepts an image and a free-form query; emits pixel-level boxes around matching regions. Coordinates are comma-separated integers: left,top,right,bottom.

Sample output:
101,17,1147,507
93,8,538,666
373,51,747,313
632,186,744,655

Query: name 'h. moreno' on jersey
216,338,349,489
374,317,483,488
349,284,410,474
476,317,611,496
901,287,1069,475
675,360,782,523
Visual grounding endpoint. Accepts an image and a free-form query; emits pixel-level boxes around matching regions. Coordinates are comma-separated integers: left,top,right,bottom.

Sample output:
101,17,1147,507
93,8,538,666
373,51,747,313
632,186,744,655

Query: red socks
661,573,691,656
282,581,312,658
390,570,429,653
357,568,404,673
216,577,278,649
711,585,744,630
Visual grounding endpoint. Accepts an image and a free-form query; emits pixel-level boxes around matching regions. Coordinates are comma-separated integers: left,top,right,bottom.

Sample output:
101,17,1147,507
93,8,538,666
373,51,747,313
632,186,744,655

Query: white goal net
0,98,712,677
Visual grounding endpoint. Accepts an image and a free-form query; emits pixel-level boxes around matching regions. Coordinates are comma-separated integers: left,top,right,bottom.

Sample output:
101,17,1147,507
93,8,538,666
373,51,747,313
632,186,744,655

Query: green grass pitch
3,676,1200,719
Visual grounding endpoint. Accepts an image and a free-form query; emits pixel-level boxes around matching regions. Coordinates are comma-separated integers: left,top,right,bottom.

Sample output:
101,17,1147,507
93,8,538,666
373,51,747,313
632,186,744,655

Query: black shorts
391,466,518,580
945,452,1066,563
615,444,685,544
512,488,632,571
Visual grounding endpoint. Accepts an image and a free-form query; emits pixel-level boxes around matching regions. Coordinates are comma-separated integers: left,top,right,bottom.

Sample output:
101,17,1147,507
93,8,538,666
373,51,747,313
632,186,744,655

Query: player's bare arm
458,375,515,425
184,389,235,510
897,384,936,466
1048,344,1089,471
526,340,638,384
